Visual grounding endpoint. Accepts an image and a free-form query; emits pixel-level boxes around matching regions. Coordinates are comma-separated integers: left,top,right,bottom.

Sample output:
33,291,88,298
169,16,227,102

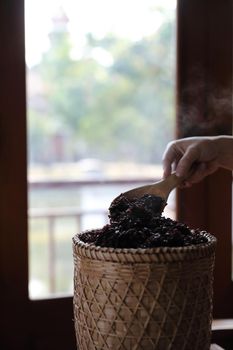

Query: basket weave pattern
73,233,216,350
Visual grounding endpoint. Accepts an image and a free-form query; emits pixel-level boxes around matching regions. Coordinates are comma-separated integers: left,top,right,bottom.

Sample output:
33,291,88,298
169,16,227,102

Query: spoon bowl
111,173,184,211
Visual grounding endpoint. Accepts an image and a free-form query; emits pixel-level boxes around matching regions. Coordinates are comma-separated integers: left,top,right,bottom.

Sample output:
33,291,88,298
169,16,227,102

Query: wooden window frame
177,0,233,347
177,0,233,316
0,1,76,349
0,0,232,349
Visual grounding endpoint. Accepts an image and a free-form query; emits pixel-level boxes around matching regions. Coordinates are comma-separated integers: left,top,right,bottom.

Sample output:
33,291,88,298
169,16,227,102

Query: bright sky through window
25,0,176,67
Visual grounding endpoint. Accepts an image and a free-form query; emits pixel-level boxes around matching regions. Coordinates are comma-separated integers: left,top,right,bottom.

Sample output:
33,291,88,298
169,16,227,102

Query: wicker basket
73,232,216,350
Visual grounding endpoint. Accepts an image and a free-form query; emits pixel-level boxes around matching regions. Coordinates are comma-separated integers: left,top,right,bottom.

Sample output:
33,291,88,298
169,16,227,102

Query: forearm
214,136,233,171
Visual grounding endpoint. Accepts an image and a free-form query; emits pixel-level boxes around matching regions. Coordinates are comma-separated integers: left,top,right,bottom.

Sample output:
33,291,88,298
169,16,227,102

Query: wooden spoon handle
156,173,184,199
163,172,184,190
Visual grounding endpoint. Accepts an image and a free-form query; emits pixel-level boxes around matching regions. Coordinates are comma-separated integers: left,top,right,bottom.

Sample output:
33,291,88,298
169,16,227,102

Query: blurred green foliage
28,12,175,164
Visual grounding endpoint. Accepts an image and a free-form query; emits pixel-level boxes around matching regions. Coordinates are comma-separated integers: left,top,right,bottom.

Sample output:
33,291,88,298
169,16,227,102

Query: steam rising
178,72,232,136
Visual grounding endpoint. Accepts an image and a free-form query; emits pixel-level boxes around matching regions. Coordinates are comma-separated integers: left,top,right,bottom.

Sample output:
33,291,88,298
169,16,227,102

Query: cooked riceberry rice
79,194,208,248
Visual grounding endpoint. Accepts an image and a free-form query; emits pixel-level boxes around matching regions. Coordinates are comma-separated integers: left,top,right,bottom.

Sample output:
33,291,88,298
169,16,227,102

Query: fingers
162,142,181,178
163,142,199,179
175,145,199,178
179,161,218,187
162,137,219,186
180,163,206,187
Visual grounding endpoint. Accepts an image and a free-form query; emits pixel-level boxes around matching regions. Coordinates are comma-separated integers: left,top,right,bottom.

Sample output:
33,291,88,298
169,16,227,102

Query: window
1,0,232,349
25,0,177,299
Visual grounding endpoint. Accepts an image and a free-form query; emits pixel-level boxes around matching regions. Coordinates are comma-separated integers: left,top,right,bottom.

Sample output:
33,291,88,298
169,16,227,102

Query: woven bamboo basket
73,232,216,350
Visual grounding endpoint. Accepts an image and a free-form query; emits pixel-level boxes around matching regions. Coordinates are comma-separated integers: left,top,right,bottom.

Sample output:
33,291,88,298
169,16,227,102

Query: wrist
213,136,233,171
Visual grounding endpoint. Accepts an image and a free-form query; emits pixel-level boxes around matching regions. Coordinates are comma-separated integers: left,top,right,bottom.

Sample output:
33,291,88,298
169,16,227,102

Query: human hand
162,137,220,186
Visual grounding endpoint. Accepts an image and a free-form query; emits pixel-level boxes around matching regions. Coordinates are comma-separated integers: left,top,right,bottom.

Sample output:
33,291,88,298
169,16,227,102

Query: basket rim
73,232,217,263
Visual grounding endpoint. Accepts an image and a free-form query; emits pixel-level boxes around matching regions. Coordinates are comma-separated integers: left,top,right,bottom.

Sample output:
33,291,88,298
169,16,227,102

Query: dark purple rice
79,194,208,248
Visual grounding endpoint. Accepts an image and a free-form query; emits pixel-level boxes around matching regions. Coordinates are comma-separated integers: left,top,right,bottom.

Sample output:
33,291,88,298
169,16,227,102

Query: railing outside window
28,177,176,298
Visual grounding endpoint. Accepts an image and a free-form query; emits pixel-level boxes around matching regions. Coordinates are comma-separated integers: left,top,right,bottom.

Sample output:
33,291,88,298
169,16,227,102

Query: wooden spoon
111,173,184,211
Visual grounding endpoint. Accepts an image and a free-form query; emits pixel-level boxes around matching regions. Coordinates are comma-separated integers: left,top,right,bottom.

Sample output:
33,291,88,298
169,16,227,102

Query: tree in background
27,6,175,164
